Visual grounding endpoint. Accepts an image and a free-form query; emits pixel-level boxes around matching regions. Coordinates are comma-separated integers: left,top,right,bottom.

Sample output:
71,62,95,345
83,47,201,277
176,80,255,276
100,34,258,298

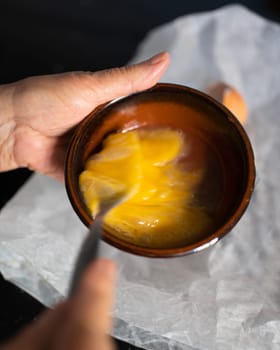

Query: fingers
7,52,169,180
73,259,116,333
54,259,117,350
88,51,170,104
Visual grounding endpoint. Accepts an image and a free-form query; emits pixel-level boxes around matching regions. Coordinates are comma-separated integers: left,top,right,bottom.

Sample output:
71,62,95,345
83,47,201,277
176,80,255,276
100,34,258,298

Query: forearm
0,82,17,171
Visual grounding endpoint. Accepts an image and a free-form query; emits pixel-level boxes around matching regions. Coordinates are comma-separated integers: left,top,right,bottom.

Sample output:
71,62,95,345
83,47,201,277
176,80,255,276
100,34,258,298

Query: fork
68,199,120,297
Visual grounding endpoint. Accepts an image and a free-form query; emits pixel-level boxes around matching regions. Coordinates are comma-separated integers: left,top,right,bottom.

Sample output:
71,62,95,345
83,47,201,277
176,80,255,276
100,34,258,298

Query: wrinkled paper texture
1,5,280,350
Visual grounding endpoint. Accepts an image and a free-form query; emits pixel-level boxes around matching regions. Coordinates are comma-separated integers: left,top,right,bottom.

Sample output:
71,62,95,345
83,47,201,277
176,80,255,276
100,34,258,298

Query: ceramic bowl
65,83,255,258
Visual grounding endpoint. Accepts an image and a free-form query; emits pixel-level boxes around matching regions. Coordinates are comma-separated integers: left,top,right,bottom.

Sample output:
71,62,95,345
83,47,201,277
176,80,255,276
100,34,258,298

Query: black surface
0,0,279,83
0,1,279,349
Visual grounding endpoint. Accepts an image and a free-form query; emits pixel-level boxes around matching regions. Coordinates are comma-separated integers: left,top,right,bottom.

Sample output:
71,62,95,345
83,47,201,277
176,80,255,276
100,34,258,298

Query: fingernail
93,259,116,278
144,52,169,65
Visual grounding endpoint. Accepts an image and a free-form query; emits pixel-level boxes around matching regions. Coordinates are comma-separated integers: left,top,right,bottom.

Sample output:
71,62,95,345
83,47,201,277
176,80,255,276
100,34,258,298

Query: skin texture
0,52,170,181
0,52,170,350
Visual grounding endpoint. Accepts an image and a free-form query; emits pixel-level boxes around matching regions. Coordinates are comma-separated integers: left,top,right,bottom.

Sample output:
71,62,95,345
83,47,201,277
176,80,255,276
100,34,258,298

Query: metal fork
68,199,120,297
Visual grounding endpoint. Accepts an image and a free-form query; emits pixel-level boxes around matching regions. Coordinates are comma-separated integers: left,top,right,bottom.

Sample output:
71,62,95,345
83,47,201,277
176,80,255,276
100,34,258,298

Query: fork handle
68,217,103,297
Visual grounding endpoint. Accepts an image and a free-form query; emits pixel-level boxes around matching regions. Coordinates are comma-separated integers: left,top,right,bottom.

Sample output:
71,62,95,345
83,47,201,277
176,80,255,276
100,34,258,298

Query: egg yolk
79,128,210,249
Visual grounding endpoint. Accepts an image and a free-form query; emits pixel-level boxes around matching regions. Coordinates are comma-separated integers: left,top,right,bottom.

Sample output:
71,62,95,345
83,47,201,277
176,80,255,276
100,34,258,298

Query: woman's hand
0,52,170,180
2,259,117,350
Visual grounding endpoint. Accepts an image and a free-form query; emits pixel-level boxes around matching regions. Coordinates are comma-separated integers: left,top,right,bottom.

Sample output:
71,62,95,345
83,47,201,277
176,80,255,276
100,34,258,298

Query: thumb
79,51,170,105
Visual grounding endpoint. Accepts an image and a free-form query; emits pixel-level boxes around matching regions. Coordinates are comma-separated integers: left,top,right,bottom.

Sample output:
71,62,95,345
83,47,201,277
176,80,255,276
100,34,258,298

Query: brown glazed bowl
65,83,255,258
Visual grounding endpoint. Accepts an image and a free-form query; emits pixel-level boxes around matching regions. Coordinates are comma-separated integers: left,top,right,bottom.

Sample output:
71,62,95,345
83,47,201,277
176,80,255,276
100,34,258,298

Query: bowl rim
65,82,256,258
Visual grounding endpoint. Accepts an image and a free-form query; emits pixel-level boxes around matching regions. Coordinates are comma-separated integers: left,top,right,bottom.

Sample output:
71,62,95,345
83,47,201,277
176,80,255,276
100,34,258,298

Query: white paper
1,5,280,350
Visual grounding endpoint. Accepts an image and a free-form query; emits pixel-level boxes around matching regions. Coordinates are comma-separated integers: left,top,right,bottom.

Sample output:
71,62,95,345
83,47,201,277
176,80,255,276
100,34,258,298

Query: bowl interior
65,84,255,257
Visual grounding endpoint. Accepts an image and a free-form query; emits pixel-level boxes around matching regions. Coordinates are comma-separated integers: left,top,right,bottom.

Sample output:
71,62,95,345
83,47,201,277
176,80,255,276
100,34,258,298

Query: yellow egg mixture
79,128,210,248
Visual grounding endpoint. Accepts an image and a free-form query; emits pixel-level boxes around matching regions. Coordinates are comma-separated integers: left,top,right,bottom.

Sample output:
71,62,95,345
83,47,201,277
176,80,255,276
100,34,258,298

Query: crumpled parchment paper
1,4,280,350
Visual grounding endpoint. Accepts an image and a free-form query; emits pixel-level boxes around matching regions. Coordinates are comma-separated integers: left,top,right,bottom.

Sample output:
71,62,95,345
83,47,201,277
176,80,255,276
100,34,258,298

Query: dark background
0,1,279,349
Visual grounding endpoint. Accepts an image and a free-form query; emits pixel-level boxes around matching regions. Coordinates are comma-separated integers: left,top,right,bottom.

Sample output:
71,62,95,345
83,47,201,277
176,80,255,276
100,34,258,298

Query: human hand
0,52,170,180
2,259,116,350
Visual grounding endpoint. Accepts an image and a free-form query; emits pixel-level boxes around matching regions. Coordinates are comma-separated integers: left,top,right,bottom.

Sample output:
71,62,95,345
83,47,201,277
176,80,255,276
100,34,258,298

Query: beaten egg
79,128,211,249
